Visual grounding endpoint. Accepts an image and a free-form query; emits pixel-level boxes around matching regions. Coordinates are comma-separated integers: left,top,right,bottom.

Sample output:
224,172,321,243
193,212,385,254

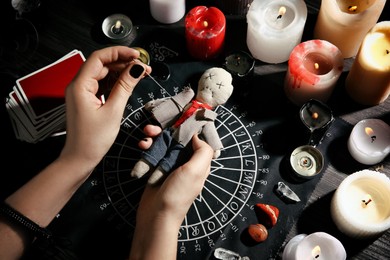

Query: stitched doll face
196,67,234,108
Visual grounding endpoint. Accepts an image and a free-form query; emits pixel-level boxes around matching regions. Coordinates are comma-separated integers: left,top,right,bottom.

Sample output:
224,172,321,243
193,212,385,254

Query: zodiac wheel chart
101,63,272,259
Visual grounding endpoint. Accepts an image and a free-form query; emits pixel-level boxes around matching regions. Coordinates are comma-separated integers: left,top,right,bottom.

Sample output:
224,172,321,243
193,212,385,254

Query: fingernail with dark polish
130,64,145,78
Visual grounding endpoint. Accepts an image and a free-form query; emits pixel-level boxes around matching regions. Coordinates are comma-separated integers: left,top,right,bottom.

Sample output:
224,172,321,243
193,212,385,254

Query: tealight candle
300,99,334,146
223,50,255,96
102,14,136,44
345,21,390,106
282,232,346,260
149,0,185,24
347,118,390,165
313,0,386,58
185,6,226,60
289,145,324,179
284,40,344,106
246,0,307,64
331,169,390,238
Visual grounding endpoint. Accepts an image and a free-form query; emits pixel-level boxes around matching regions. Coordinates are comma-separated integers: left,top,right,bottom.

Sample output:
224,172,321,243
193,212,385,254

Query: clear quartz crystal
276,182,301,202
214,247,250,260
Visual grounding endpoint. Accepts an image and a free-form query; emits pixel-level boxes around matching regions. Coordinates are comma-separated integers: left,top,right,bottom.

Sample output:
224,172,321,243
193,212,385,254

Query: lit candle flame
203,21,208,27
312,112,319,119
277,6,287,19
348,5,358,12
314,62,319,70
112,20,123,34
362,194,372,208
365,127,376,142
312,245,321,259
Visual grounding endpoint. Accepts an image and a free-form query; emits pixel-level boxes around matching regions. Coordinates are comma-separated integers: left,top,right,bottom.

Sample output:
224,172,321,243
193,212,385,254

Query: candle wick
386,49,389,55
348,5,358,12
371,135,376,143
315,255,320,259
362,198,372,206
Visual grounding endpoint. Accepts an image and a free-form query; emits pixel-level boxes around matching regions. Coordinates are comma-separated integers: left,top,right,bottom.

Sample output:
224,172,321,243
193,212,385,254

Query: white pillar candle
284,40,344,106
331,170,390,239
348,119,390,165
149,0,185,24
282,232,346,260
345,21,390,106
314,0,386,58
246,0,307,64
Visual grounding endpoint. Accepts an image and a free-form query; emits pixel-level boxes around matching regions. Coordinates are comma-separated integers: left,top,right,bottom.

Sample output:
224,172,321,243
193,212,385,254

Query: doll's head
196,67,233,108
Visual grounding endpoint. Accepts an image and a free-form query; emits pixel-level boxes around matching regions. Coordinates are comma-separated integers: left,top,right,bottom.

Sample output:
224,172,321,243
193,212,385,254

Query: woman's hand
130,133,213,260
60,46,151,174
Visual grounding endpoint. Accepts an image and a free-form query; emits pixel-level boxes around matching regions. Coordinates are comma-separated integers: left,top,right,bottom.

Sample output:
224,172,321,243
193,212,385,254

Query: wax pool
345,21,390,106
314,0,386,58
331,170,390,238
284,40,344,106
246,0,307,64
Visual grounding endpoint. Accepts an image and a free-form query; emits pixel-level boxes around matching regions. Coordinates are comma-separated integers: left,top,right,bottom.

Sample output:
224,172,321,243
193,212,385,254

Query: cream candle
246,0,307,64
345,21,390,106
348,119,390,165
284,40,344,106
149,0,185,24
331,170,390,238
314,0,386,58
282,232,346,260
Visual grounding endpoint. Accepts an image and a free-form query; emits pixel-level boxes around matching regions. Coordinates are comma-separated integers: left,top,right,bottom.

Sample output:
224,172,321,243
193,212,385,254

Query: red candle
185,6,226,60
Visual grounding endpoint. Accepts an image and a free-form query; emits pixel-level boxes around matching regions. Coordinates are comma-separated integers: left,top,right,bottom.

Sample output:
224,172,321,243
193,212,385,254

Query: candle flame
314,62,320,70
115,20,122,29
348,5,358,12
365,127,377,142
312,245,321,259
203,21,208,27
312,112,319,120
277,6,287,19
362,194,372,208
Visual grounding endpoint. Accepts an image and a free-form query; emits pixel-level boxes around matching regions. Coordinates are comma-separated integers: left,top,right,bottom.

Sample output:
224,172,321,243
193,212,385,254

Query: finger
143,124,162,137
105,60,151,112
138,137,153,150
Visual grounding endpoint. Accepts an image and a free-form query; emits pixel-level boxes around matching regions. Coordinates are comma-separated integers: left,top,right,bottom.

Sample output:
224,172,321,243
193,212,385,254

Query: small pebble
247,224,268,243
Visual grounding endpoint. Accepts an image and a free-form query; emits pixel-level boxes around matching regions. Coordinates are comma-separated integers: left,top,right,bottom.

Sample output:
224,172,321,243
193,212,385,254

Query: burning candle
149,0,185,24
246,0,307,64
284,40,344,106
102,14,136,44
331,169,390,238
282,232,346,260
185,6,226,60
345,21,390,106
300,99,334,146
223,50,255,96
348,118,390,165
313,0,386,58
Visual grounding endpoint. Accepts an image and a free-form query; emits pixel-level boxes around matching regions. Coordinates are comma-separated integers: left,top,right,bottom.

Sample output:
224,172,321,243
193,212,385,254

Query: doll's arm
202,120,223,159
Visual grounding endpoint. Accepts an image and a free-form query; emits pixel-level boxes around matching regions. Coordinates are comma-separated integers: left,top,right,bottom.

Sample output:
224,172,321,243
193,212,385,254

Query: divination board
37,28,346,260
98,62,341,260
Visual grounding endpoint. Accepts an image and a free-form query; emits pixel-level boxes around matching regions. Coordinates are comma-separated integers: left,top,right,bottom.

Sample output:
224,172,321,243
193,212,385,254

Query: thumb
106,61,149,111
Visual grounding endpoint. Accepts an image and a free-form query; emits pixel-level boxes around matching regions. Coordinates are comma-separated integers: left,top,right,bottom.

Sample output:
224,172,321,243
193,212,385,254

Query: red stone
255,203,279,228
247,224,268,243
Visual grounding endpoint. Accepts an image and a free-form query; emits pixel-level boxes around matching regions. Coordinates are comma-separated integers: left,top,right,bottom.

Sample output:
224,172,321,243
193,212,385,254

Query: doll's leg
148,141,191,185
131,128,173,178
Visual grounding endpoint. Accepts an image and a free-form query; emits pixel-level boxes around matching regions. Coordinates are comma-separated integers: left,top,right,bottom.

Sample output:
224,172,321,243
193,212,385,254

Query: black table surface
1,0,389,259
